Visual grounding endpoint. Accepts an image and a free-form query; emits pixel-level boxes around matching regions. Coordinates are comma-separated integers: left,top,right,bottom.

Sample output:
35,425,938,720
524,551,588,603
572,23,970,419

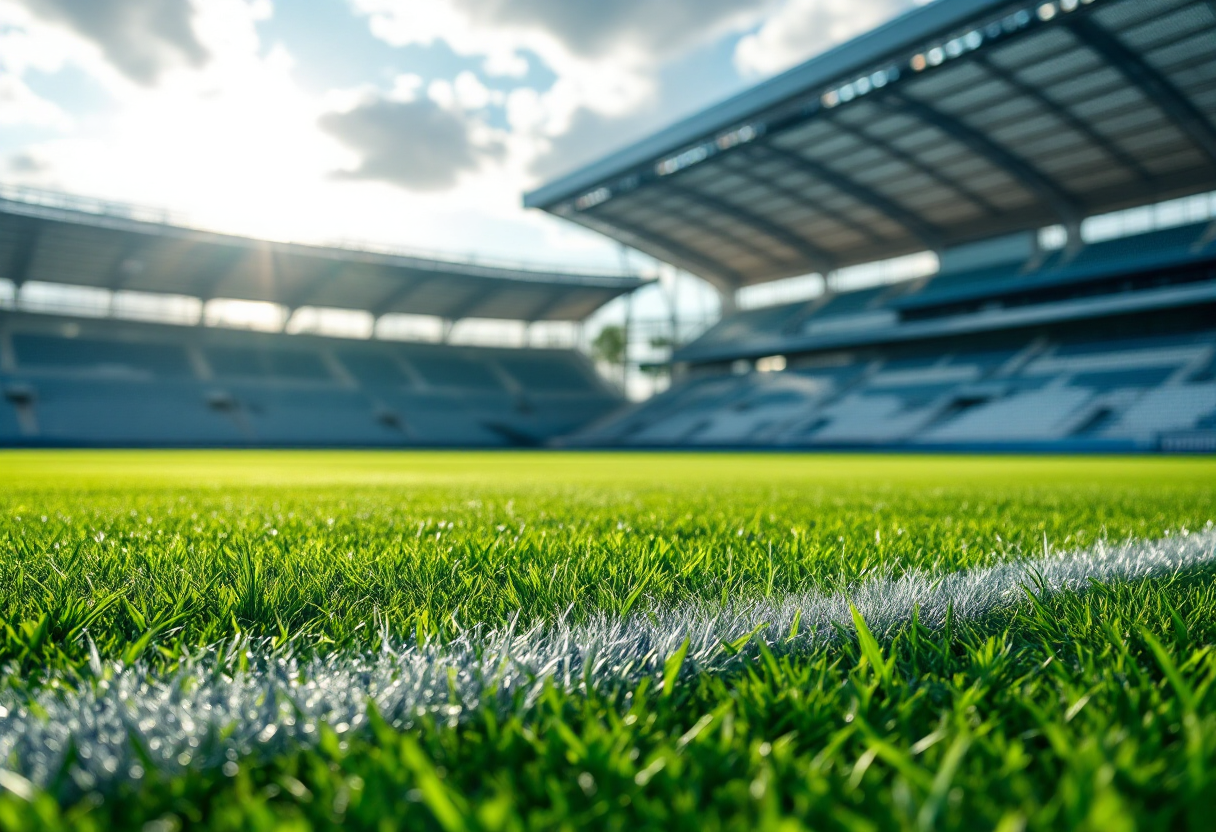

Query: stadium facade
527,0,1216,452
0,187,642,446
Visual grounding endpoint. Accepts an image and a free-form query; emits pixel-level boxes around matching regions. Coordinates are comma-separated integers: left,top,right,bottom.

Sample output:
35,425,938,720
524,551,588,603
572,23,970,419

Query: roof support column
7,217,42,291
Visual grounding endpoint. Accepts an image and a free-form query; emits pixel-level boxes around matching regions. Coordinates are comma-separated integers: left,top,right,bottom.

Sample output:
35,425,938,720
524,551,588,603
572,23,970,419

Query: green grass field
1,451,1214,831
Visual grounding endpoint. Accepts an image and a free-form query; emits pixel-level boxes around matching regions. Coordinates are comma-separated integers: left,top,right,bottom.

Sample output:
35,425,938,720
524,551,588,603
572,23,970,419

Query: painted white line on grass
1,528,1213,794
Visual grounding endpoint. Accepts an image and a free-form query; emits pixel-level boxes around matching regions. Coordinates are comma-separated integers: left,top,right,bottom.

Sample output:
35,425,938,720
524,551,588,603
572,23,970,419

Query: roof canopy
0,187,646,322
525,0,1216,293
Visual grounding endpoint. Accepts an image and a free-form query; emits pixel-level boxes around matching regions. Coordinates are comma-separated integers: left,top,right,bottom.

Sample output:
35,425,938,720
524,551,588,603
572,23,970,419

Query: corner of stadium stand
0,187,646,447
525,0,1216,453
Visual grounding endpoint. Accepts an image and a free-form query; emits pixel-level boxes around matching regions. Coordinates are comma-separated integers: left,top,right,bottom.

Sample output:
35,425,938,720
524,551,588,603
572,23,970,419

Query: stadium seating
13,334,194,378
570,294,1216,450
0,314,619,447
407,353,506,391
901,221,1216,313
205,346,332,382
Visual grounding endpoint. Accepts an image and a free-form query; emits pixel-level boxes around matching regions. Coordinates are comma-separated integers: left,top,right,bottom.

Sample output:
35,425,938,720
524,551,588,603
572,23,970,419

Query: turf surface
0,450,1214,830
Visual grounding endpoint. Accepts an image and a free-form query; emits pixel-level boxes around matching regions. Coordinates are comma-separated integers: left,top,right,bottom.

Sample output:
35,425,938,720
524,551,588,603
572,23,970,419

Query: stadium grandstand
527,0,1216,452
0,185,644,446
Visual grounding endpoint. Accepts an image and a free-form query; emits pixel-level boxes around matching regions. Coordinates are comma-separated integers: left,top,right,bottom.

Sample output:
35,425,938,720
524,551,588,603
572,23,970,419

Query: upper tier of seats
901,220,1216,312
678,220,1216,363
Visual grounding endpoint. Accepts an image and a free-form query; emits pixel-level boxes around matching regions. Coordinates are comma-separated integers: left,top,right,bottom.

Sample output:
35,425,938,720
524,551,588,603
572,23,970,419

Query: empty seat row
8,332,603,394
571,326,1216,449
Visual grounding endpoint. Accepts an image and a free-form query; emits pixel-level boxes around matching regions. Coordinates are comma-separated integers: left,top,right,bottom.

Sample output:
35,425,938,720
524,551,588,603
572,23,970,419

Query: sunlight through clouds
0,0,940,266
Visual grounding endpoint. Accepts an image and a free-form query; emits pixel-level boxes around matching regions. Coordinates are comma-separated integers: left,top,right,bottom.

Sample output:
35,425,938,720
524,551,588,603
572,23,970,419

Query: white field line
1,528,1214,794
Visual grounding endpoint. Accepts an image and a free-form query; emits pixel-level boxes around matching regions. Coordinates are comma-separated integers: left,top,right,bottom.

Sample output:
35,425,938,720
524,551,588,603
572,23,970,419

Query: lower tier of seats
570,319,1216,452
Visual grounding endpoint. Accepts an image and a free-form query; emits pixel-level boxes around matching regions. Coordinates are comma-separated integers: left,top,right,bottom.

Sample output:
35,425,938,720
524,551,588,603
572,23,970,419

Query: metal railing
0,181,652,280
0,181,181,226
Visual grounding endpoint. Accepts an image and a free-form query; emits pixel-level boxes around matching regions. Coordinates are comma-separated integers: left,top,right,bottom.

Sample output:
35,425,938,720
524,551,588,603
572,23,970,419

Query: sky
0,0,928,275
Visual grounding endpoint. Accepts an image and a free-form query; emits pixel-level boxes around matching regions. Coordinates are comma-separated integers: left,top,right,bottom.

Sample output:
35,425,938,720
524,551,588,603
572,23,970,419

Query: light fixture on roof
1060,0,1079,10
927,47,945,66
716,124,759,151
911,53,927,72
575,187,611,211
756,355,787,373
1037,2,1058,21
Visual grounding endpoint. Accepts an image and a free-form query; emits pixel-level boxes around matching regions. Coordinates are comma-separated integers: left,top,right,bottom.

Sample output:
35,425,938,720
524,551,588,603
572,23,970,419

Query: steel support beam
749,143,945,251
524,290,578,323
821,115,1003,215
189,243,250,301
439,287,498,323
972,52,1153,182
719,151,886,245
1065,15,1216,167
282,259,347,310
103,233,152,292
664,182,838,274
883,91,1083,232
657,188,805,272
578,212,746,295
371,272,441,317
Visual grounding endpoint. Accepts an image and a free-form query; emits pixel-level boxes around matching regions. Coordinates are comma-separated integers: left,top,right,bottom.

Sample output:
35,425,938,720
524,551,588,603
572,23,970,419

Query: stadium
1,0,1216,828
2,1,1216,452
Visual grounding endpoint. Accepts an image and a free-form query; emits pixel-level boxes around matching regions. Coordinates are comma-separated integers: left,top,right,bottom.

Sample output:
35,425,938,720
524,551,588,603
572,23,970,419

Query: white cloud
13,0,208,85
347,0,780,176
0,0,943,275
735,0,926,77
321,93,504,191
0,73,72,128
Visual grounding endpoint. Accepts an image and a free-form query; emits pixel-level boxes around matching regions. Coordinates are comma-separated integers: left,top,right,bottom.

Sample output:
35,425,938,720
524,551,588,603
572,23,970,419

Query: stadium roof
525,0,1216,293
0,185,647,322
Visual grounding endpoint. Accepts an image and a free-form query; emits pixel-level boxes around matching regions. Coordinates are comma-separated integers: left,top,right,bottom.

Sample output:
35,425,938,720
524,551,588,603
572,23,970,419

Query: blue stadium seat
690,301,810,350
205,346,330,381
13,334,193,378
336,350,412,387
497,355,595,392
0,386,25,441
811,287,887,319
1052,331,1212,357
1069,367,1177,391
226,386,394,444
29,378,245,444
407,354,506,391
1062,223,1209,270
